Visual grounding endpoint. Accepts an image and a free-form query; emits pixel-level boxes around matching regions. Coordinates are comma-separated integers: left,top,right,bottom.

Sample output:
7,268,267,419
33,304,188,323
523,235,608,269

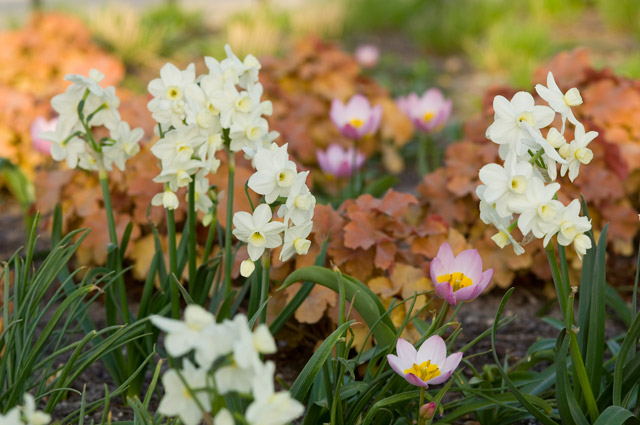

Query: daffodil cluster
147,45,278,214
42,69,143,172
477,72,594,258
151,305,304,425
0,393,50,425
233,142,316,276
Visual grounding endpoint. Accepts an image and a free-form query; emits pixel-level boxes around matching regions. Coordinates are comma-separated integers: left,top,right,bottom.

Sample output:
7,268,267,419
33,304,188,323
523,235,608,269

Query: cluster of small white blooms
148,45,278,217
151,305,304,425
42,69,143,172
0,394,51,425
233,142,316,277
477,72,594,259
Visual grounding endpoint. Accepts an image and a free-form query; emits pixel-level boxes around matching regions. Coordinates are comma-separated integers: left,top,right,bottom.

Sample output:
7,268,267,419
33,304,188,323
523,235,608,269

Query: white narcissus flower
158,360,210,425
477,186,524,255
229,108,270,153
191,171,214,214
0,407,20,425
278,171,315,226
103,121,143,171
153,158,204,192
554,199,592,248
215,315,276,395
223,44,261,89
150,305,216,358
147,62,197,129
559,123,597,182
152,189,179,210
65,69,105,96
233,204,286,261
246,362,304,425
248,145,298,204
21,394,50,425
41,123,86,169
508,177,562,242
486,91,555,159
477,155,536,218
535,71,582,130
280,221,313,262
87,86,121,129
151,126,206,168
213,409,235,425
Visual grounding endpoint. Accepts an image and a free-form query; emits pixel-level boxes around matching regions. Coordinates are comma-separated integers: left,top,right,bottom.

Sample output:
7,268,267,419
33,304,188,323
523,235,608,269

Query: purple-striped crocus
430,242,493,306
397,89,452,132
330,94,382,140
387,336,462,388
316,143,365,178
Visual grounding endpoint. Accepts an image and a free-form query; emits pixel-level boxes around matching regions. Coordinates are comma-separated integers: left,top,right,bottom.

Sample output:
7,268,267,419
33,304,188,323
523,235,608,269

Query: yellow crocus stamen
437,272,473,292
403,360,441,382
349,118,364,128
423,111,435,122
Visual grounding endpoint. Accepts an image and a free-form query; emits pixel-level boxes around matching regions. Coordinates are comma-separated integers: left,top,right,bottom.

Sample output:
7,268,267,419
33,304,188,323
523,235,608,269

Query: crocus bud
420,402,437,420
240,259,255,277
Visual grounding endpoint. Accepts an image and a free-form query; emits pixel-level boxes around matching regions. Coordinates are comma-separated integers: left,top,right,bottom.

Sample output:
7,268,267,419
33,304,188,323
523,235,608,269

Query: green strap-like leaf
290,320,354,403
593,406,638,425
280,266,396,347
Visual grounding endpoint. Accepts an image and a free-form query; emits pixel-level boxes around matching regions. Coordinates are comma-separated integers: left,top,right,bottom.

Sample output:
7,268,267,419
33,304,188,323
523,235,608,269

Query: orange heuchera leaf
285,283,337,324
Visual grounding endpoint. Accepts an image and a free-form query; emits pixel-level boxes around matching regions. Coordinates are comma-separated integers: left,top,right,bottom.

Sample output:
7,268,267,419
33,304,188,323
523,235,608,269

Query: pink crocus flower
387,336,462,388
30,116,58,154
330,94,382,140
430,242,493,306
397,89,452,132
354,44,380,69
316,144,365,178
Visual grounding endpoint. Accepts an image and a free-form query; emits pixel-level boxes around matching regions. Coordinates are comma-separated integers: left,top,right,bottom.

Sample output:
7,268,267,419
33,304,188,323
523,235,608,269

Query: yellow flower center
349,118,364,128
437,272,473,292
249,231,265,246
423,111,435,122
404,360,441,382
277,169,295,187
166,86,182,100
236,96,252,112
510,176,527,194
517,112,536,127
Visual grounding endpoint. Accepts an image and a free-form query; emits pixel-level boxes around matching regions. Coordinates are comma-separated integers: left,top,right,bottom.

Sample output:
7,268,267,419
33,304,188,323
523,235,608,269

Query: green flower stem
223,143,235,296
568,323,600,421
98,168,130,325
187,178,197,297
203,208,217,264
349,140,359,198
418,134,430,176
418,387,426,425
528,148,545,165
259,253,271,324
166,208,179,319
544,243,568,322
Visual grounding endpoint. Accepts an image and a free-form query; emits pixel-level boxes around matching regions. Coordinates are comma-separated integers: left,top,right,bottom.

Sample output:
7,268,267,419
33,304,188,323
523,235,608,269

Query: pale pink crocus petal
329,99,347,129
451,249,483,281
406,373,430,388
426,352,463,385
316,143,365,178
387,354,408,377
330,94,381,139
429,241,493,306
355,44,380,68
416,335,446,366
396,338,417,361
31,116,58,154
402,88,452,133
